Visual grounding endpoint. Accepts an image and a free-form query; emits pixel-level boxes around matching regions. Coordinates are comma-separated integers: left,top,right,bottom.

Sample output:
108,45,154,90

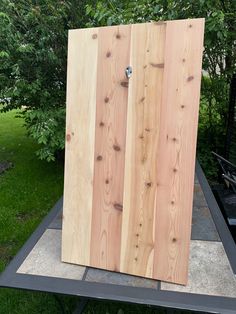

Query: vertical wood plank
120,23,166,278
90,25,131,271
62,20,205,284
62,28,98,265
153,18,205,284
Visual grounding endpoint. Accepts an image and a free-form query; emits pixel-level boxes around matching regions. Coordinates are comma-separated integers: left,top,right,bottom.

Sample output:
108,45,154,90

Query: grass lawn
0,110,185,313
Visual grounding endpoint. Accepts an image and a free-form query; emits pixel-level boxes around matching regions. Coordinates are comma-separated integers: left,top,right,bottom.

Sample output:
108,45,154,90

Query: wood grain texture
90,25,131,271
62,19,205,285
153,18,205,284
120,23,166,278
61,28,98,265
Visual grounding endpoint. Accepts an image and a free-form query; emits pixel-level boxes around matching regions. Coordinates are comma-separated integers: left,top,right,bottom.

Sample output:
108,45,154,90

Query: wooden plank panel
120,23,166,278
153,18,205,284
90,25,131,271
61,28,98,265
62,19,204,285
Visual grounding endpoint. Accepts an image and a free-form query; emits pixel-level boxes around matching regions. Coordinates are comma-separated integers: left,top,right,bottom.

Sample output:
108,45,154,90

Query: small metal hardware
125,66,132,79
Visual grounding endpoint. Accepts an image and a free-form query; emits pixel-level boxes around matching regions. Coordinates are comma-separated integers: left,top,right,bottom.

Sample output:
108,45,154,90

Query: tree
1,0,235,176
86,0,236,178
0,0,94,161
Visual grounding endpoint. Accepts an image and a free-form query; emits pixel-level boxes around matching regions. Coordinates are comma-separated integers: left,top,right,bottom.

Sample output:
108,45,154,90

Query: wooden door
62,18,205,285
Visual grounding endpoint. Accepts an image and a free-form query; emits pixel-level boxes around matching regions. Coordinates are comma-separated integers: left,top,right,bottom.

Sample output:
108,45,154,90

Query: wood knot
150,62,164,68
182,58,186,63
135,245,139,248
116,33,121,39
105,179,109,184
120,81,128,88
189,24,192,28
106,51,111,58
139,223,142,227
99,121,104,127
104,96,109,103
113,144,121,151
141,156,147,163
173,168,177,173
92,33,97,39
187,76,194,82
143,65,147,69
140,97,145,102
181,105,185,109
145,128,150,132
134,257,138,261
171,201,175,205
172,137,177,142
146,182,152,188
172,238,177,242
113,203,123,211
66,134,71,142
139,134,144,139
97,155,103,161
136,233,139,237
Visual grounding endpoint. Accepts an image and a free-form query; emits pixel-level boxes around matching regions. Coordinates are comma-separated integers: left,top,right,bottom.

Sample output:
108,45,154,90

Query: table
1,162,236,313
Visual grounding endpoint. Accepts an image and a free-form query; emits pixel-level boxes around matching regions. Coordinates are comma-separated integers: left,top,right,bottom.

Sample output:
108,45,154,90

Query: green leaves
17,44,35,53
1,0,235,168
0,0,95,161
0,51,10,58
85,0,236,178
24,107,66,162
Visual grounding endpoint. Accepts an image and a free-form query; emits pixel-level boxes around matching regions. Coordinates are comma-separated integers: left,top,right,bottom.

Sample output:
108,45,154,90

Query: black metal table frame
1,162,236,314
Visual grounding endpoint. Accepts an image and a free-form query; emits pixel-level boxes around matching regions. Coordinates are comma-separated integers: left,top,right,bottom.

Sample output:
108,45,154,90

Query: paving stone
193,183,208,208
85,267,158,289
191,206,220,241
41,178,222,289
17,229,85,280
161,240,236,298
49,209,63,229
50,182,218,242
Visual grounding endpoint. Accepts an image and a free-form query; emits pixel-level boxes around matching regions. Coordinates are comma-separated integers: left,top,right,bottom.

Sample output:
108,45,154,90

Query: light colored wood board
120,23,166,278
61,28,98,265
153,18,205,284
61,19,205,285
90,25,131,271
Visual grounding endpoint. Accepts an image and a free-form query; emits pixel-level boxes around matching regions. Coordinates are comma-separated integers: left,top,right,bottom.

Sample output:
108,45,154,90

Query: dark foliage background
0,0,95,161
0,0,235,179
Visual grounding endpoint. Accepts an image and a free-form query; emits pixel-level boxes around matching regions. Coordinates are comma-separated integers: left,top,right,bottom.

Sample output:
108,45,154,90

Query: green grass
0,110,186,313
0,110,64,270
0,110,72,313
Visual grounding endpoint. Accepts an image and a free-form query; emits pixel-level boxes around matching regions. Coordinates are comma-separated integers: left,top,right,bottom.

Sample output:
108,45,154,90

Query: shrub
0,0,94,160
85,0,236,180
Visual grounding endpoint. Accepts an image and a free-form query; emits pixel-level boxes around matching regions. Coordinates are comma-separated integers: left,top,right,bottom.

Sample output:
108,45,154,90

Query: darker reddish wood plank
90,25,131,271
